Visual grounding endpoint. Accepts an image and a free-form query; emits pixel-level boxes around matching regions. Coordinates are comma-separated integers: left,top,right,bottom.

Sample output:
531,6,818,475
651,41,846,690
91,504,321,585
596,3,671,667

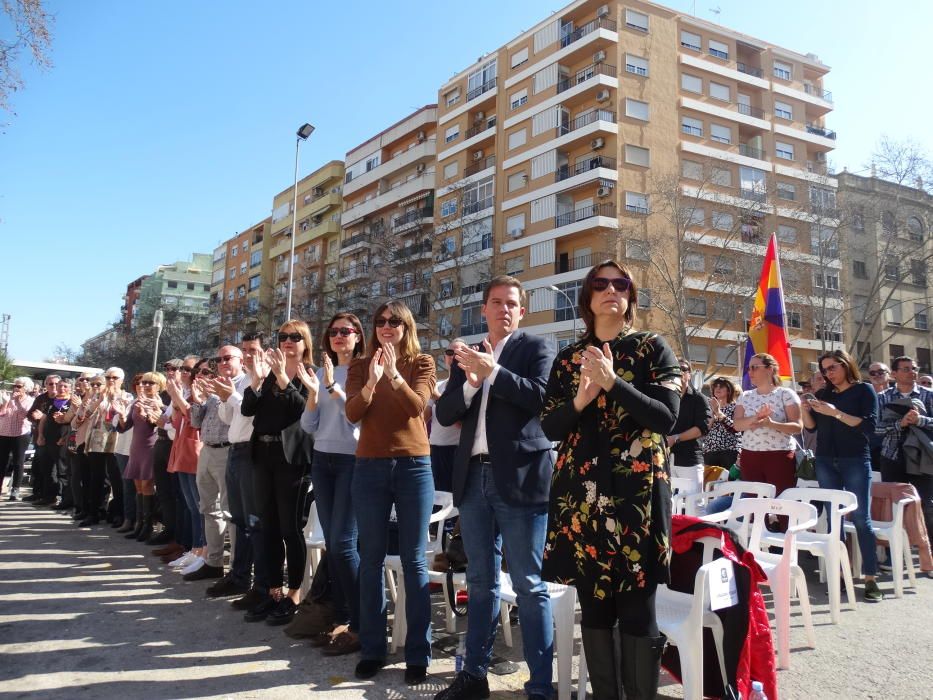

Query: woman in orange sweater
345,300,436,685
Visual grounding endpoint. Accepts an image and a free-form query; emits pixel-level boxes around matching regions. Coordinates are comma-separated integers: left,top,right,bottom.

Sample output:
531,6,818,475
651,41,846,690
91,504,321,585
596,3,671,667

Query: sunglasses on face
868,370,887,377
90,383,102,387
198,369,215,377
591,277,632,293
328,327,357,337
375,317,404,328
105,376,120,380
216,355,239,363
163,366,179,372
278,332,304,343
77,378,89,382
444,349,456,357
12,384,24,388
180,367,196,374
139,380,156,386
821,363,844,373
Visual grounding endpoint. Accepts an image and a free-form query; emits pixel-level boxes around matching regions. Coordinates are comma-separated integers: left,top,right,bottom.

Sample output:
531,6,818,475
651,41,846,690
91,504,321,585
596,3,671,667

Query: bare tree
1,0,53,118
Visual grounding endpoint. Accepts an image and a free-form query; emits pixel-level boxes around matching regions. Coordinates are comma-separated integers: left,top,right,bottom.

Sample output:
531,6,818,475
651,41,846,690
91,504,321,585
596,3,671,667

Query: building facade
121,276,147,333
135,253,212,327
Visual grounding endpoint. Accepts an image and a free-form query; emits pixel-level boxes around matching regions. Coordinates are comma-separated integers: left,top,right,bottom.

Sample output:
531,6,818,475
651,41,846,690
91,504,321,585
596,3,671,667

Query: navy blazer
435,330,555,507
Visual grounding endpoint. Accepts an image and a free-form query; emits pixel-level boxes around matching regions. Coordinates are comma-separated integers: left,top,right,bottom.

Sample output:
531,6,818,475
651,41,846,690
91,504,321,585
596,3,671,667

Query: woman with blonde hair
346,300,436,683
241,319,315,626
0,377,35,500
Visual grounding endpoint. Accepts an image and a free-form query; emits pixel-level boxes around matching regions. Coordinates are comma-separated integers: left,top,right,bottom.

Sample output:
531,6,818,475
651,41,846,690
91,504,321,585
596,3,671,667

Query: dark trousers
31,444,54,499
253,441,310,590
0,434,30,492
85,452,111,519
226,442,266,588
55,444,72,506
152,439,174,536
70,447,88,512
881,455,933,546
578,584,658,637
105,453,123,520
172,472,192,549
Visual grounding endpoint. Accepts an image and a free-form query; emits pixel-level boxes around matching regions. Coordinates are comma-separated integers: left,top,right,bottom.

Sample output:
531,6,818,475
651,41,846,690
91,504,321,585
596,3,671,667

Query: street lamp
285,122,315,321
151,308,164,372
548,285,578,339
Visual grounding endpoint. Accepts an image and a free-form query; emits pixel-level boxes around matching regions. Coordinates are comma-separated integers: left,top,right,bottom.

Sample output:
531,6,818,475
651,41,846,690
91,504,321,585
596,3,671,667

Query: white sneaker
169,551,196,568
180,556,206,576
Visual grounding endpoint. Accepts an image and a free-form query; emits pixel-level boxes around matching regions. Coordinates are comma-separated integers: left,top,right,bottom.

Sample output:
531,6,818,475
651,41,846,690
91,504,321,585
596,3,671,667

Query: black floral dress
540,330,681,599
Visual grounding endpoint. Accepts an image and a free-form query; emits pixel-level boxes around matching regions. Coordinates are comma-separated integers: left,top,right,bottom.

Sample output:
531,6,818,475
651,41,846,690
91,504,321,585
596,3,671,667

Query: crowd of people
1,261,932,700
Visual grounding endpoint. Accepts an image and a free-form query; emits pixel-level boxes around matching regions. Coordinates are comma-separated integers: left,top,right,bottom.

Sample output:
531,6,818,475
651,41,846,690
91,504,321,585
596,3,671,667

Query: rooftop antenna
709,5,721,21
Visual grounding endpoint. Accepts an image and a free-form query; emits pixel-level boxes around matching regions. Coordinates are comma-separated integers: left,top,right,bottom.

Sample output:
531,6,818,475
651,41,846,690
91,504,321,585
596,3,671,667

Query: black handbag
444,529,468,617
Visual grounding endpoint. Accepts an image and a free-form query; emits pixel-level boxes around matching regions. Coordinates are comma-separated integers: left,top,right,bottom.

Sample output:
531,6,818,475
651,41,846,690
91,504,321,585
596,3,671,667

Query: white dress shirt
462,333,512,457
217,372,254,444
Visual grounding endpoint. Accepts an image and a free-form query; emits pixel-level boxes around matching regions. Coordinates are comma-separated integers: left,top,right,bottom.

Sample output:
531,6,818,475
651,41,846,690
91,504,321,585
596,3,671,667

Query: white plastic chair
726,498,818,669
693,481,777,523
386,491,456,653
771,487,856,623
671,476,695,515
298,499,326,600
498,573,578,700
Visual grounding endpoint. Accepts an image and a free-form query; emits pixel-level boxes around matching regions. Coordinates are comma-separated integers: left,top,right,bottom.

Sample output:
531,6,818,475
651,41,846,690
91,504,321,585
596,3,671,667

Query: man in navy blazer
434,276,556,700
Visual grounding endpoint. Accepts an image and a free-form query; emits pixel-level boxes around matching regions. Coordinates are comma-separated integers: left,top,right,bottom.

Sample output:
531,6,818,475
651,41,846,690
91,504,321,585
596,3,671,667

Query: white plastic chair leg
389,567,406,654
794,571,816,649
552,587,577,700
499,601,512,648
679,641,704,700
892,532,905,598
577,643,589,700
838,543,856,610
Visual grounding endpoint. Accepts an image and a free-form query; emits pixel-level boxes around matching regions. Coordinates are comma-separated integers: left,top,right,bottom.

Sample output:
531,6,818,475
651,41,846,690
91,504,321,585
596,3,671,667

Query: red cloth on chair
870,481,933,571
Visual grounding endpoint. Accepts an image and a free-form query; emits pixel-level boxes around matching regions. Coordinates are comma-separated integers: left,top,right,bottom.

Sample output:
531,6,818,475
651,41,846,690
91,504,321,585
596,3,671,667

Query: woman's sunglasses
591,277,632,292
328,327,357,337
444,349,456,357
375,317,404,328
139,380,157,386
278,332,304,343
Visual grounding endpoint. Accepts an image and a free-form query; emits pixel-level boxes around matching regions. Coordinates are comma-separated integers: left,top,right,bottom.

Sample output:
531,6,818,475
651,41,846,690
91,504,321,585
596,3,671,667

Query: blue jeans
226,443,266,588
312,450,360,630
458,463,553,698
352,456,433,666
177,472,205,549
815,456,878,576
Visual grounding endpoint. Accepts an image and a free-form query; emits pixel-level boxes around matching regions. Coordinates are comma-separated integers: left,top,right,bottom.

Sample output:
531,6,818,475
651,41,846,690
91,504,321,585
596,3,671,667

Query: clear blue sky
1,0,930,362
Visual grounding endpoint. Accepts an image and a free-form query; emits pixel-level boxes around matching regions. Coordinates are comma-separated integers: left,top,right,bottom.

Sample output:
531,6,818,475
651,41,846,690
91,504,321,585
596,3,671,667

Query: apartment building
121,275,147,333
207,218,272,347
134,253,212,327
268,160,345,338
838,171,933,372
432,0,840,378
340,107,437,328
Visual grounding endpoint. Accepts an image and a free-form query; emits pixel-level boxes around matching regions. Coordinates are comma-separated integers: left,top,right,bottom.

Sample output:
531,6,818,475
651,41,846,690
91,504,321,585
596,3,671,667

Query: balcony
341,232,372,250
737,103,765,119
558,109,616,136
465,119,496,140
739,188,767,203
465,155,496,178
556,155,616,182
554,250,607,274
460,321,488,336
341,172,435,226
462,235,493,256
554,202,616,228
392,206,434,232
738,143,765,160
343,140,436,197
804,84,833,103
561,17,617,48
466,78,496,102
341,263,369,282
463,195,494,216
806,123,836,140
557,63,616,94
393,240,432,261
679,52,769,89
736,62,763,78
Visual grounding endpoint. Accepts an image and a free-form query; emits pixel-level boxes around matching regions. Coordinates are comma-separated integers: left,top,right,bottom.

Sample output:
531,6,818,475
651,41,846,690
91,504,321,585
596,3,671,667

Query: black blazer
436,331,555,507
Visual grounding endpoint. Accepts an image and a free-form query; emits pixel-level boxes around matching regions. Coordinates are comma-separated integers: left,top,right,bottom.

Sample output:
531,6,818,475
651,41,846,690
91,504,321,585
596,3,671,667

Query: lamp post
151,308,164,372
285,122,315,321
548,285,578,339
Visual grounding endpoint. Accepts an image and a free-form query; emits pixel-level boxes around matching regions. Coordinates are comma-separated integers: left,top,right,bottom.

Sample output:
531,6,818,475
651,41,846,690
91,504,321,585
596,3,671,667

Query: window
445,125,460,143
686,297,707,316
637,289,652,309
249,275,261,291
787,310,802,329
231,246,238,257
507,171,526,192
505,256,524,275
713,298,736,321
710,123,731,144
773,60,792,80
682,160,703,180
912,260,927,287
510,88,528,110
250,250,261,267
445,88,460,107
225,290,233,302
365,155,380,171
713,256,735,274
711,166,732,187
443,161,458,180
853,208,865,232
774,100,793,120
441,199,458,217
508,128,527,150
885,259,900,281
680,30,701,51
681,73,702,93
688,343,709,363
625,192,649,214
626,239,650,261
506,212,525,237
810,186,837,215
241,241,248,252
882,210,896,234
708,39,729,59
853,260,868,279
555,280,583,322
712,211,734,231
229,267,236,279
167,281,178,289
815,318,842,342
510,47,529,69
709,82,730,101
918,347,932,373
715,345,738,366
777,225,797,244
886,302,903,326
811,225,837,258
240,262,247,275
625,9,649,32
889,344,906,363
625,98,649,121
625,54,649,76
814,271,840,291
681,116,703,137
916,304,929,331
775,141,795,160
685,207,705,228
908,216,925,241
684,252,705,271
625,145,650,167
777,182,797,201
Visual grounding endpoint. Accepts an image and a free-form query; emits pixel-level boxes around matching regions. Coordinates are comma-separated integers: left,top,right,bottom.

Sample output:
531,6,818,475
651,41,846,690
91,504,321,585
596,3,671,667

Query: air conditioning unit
312,186,324,196
596,89,610,103
473,149,484,161
416,163,426,173
593,50,607,64
474,111,485,122
597,186,611,197
591,137,605,150
597,4,610,18
417,130,426,142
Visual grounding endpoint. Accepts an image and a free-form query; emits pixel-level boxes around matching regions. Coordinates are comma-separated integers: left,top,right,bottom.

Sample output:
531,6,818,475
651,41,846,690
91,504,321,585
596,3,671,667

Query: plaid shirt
876,384,933,460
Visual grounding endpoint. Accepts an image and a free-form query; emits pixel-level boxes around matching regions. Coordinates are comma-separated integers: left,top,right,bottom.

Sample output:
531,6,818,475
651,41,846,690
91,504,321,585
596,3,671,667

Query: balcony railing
465,118,496,139
558,109,616,136
342,263,369,279
738,143,765,160
809,203,840,219
463,196,494,216
341,232,371,249
556,63,616,94
462,235,493,256
806,123,837,140
554,251,607,274
555,154,616,182
391,207,433,230
560,17,617,48
554,202,616,228
460,321,488,336
465,155,496,177
804,84,833,102
739,187,767,203
736,62,763,78
393,240,432,260
736,103,765,119
466,78,497,102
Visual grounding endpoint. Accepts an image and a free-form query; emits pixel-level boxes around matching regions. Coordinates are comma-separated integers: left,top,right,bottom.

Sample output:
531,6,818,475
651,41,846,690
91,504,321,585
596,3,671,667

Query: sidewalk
0,496,931,699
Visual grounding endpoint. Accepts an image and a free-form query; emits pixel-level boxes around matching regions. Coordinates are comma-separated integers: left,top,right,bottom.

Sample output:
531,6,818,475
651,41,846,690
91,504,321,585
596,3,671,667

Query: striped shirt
876,384,933,460
0,396,33,437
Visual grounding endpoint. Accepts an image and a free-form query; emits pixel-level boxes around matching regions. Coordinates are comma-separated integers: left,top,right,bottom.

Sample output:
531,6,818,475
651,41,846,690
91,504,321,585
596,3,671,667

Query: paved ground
0,495,931,699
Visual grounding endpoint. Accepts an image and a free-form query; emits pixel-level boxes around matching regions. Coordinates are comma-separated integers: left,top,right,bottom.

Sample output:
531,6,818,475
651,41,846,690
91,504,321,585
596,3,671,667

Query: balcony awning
396,190,430,208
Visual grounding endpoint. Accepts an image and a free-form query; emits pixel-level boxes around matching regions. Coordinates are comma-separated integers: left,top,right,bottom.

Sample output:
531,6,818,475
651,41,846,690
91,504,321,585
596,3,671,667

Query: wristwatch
325,383,335,394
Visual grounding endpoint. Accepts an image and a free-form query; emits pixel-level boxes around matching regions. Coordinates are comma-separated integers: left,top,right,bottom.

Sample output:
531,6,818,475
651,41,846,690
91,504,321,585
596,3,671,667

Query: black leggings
85,452,114,518
253,441,310,590
577,583,659,638
0,434,30,491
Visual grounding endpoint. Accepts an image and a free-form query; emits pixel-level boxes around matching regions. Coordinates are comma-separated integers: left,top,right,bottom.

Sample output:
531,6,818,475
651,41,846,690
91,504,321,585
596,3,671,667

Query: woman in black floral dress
541,260,681,700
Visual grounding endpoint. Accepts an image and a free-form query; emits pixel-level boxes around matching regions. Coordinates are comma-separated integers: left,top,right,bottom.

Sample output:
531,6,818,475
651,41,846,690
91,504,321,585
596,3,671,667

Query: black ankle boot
136,495,154,542
126,494,145,539
620,633,665,700
581,626,620,700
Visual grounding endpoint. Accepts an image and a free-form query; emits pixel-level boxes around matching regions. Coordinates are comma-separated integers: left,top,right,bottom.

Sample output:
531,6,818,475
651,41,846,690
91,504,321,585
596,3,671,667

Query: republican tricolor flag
742,233,793,389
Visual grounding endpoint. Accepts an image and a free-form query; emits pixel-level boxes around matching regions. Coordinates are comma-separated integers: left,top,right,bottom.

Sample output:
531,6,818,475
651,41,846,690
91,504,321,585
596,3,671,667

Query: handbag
443,525,468,617
780,390,816,480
